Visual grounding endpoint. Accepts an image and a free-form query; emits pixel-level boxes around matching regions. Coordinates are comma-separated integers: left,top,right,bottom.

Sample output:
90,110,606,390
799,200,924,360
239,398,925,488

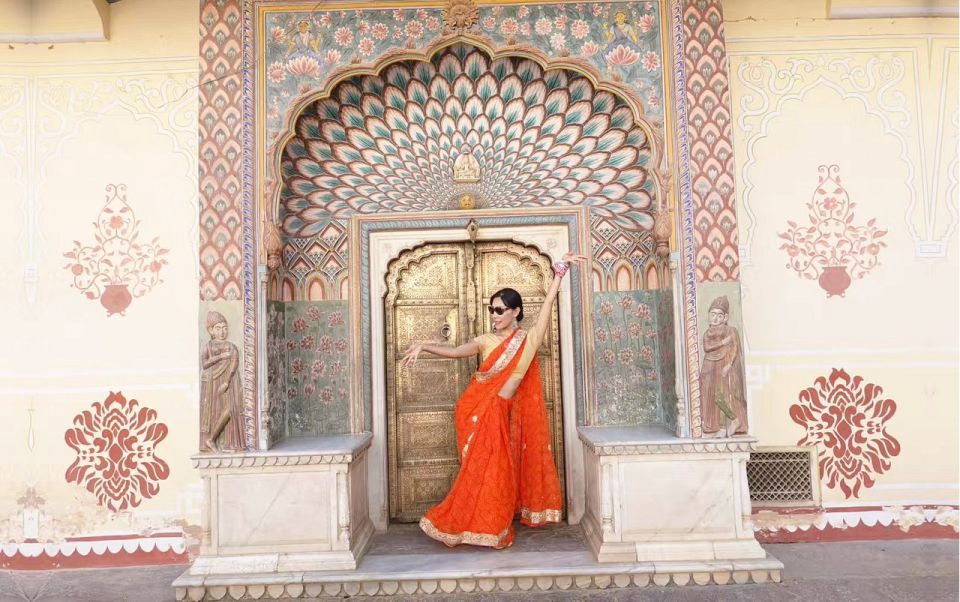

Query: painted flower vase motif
817,265,851,298
100,284,133,316
778,165,886,297
63,184,169,316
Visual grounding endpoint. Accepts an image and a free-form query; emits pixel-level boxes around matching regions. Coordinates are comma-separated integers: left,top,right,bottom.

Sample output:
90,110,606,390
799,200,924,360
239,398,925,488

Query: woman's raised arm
527,252,587,352
497,252,587,399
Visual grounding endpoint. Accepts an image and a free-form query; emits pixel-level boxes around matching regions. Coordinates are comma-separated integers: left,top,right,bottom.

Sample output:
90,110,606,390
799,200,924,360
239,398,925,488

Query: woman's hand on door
560,252,589,266
401,340,482,370
400,343,426,370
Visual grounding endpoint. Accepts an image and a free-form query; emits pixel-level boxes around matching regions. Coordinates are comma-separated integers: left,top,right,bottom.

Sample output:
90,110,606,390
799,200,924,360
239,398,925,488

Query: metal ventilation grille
747,447,820,506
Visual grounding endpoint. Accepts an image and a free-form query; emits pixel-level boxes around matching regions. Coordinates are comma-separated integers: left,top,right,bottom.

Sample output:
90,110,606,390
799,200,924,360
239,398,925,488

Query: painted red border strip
1,548,188,570
64,532,181,543
757,522,959,544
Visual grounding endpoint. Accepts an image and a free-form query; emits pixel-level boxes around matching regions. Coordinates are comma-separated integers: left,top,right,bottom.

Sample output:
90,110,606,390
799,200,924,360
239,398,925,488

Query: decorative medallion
63,184,169,316
64,391,170,512
443,0,478,33
778,165,887,297
790,368,900,499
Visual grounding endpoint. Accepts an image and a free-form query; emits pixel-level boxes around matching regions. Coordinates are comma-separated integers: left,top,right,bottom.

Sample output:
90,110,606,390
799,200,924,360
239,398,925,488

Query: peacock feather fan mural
280,43,658,238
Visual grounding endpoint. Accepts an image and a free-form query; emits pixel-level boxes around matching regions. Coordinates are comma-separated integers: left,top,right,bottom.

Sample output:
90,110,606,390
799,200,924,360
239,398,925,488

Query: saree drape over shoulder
419,329,563,549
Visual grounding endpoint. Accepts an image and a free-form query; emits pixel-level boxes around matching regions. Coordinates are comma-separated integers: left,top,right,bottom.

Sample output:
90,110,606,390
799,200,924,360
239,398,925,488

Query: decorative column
671,0,748,438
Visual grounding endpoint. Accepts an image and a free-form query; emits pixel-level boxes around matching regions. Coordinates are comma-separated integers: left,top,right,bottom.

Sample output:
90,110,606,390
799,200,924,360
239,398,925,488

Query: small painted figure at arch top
200,311,245,452
604,10,642,49
402,252,588,549
699,296,748,437
287,20,321,57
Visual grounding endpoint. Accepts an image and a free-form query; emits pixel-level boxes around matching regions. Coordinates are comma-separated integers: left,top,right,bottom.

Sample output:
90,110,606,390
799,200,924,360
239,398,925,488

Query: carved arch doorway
384,240,564,523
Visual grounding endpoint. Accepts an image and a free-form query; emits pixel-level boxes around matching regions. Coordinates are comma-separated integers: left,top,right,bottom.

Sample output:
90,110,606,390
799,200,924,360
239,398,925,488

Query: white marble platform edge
173,551,784,587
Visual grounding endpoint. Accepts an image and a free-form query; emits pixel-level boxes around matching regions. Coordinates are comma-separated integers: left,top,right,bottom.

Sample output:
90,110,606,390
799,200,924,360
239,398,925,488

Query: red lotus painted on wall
64,392,170,512
790,369,900,499
778,165,887,297
63,184,169,316
604,44,640,66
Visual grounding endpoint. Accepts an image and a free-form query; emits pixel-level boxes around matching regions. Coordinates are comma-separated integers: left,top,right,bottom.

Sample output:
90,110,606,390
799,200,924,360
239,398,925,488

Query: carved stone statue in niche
699,296,748,437
200,311,245,451
452,150,481,183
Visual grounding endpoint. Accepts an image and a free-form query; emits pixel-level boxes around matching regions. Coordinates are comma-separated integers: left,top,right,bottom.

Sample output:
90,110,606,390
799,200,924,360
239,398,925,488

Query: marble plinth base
579,426,774,565
186,435,373,576
173,547,783,600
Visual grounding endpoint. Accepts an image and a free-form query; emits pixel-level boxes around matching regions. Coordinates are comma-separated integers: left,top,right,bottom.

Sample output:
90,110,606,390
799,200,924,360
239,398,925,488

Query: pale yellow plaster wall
726,0,958,508
0,1,32,37
0,0,201,548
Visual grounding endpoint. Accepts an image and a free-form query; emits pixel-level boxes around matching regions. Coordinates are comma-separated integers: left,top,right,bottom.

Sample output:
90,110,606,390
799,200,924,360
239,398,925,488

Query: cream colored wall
0,0,201,550
726,0,958,508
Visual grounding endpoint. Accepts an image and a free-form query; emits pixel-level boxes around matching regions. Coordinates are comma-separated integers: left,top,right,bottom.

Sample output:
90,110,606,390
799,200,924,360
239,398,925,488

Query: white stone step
173,548,783,599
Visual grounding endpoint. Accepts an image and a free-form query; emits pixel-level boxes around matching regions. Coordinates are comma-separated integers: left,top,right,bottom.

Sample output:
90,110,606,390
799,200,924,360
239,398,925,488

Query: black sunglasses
487,306,514,315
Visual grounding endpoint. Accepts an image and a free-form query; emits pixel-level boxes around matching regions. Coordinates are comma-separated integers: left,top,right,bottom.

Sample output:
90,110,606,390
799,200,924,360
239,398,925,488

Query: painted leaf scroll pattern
280,43,656,237
790,369,900,499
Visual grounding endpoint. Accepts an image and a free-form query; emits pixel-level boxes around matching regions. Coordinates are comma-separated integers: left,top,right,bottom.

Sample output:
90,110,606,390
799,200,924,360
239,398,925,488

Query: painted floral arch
270,34,666,241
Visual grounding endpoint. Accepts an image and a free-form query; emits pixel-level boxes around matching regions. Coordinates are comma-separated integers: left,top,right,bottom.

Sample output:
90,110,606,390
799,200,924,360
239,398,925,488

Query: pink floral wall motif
790,369,901,499
284,301,351,435
592,290,677,426
64,391,170,512
63,184,169,315
778,165,887,297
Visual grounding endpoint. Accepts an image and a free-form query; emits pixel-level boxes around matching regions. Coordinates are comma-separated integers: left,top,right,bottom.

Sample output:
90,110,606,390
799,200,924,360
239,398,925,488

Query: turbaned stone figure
699,296,748,437
200,310,245,451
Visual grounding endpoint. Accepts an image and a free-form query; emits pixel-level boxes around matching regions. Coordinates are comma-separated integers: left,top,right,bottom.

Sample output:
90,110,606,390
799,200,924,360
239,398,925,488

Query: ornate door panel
385,240,564,523
385,244,472,523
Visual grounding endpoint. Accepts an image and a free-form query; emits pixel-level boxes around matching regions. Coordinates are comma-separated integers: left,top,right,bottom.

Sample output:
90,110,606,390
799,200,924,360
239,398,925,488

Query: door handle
439,322,452,340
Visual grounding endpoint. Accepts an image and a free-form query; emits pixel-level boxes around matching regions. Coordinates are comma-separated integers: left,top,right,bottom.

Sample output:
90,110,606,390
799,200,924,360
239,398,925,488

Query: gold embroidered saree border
419,517,511,548
520,507,562,526
474,330,526,383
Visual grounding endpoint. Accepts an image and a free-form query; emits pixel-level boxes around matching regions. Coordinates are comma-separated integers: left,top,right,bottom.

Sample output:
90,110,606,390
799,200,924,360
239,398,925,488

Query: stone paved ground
0,540,956,602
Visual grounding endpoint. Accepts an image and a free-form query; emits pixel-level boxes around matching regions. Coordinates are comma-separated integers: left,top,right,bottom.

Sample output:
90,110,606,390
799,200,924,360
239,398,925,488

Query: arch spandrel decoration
266,33,667,242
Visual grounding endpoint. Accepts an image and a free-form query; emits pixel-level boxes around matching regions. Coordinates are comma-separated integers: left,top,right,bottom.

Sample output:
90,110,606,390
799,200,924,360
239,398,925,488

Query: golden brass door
384,240,564,523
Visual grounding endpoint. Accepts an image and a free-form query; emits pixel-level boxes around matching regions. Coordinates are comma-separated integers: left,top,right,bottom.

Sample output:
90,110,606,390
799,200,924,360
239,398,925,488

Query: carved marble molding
192,434,372,469
192,453,357,469
578,430,758,455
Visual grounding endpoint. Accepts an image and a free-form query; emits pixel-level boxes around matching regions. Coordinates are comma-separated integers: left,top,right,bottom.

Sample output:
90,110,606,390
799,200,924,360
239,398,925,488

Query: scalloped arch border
265,31,668,228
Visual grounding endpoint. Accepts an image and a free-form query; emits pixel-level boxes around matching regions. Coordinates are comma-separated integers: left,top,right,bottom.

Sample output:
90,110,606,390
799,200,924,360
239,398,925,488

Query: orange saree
419,329,563,549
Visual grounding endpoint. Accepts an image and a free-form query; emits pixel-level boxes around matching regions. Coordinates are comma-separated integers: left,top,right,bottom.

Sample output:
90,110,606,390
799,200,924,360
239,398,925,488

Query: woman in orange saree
401,253,585,549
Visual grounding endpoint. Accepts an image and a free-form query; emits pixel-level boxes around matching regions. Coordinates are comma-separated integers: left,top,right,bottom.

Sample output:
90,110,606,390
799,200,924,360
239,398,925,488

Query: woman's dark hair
491,288,524,322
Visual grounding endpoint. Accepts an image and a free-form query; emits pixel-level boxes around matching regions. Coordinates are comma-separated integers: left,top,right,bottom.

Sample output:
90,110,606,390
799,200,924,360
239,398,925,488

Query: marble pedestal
186,434,374,576
579,426,774,565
